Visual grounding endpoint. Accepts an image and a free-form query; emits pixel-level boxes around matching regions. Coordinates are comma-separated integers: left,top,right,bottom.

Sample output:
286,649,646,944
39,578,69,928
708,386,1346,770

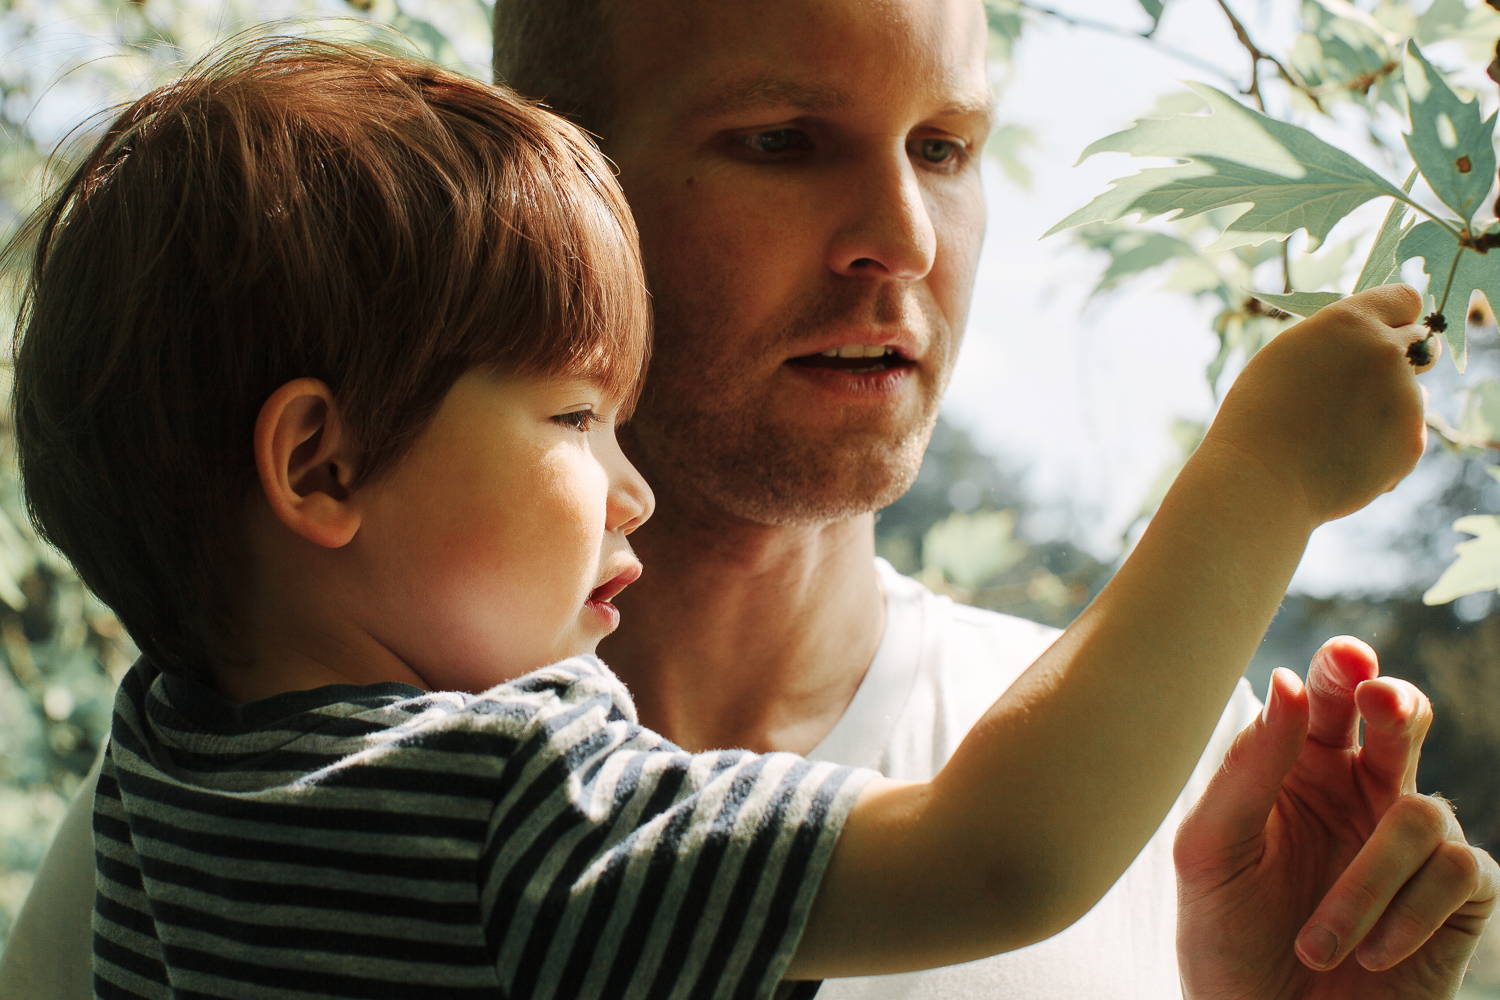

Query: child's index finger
1343,283,1423,328
1406,328,1441,372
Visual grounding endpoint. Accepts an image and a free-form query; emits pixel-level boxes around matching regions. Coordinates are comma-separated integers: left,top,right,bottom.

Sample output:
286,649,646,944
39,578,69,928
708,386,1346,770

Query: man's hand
1175,636,1499,999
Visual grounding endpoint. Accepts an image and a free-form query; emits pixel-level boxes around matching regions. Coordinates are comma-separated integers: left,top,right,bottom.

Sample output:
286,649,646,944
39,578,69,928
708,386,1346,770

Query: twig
1010,1,1232,83
1212,0,1324,112
1427,410,1500,453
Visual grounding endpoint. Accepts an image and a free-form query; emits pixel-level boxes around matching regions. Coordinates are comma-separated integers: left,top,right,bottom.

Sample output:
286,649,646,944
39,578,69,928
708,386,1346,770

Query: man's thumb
1175,668,1310,874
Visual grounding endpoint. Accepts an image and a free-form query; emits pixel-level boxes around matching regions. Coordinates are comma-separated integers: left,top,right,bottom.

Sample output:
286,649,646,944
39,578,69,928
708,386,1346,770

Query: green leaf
985,0,1024,61
1352,169,1418,293
1423,514,1500,605
1075,225,1208,295
986,123,1037,189
1415,0,1470,44
922,510,1026,590
1403,41,1497,227
1047,82,1407,251
1459,379,1500,446
1288,237,1357,291
1137,0,1165,29
1394,219,1500,373
1291,15,1399,113
1246,290,1347,317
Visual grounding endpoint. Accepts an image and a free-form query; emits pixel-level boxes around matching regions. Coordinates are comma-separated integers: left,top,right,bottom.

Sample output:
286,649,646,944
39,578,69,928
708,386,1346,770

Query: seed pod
1407,335,1436,367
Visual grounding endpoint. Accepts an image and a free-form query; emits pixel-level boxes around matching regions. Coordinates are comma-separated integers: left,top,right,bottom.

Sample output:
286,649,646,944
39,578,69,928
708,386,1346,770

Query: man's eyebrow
939,92,998,125
686,77,847,119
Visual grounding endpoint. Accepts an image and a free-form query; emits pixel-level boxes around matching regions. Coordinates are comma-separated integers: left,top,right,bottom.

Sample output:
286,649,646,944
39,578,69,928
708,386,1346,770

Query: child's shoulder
116,654,653,792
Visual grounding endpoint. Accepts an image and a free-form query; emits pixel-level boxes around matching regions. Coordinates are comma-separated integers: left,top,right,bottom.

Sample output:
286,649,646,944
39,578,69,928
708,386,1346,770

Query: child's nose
609,465,654,535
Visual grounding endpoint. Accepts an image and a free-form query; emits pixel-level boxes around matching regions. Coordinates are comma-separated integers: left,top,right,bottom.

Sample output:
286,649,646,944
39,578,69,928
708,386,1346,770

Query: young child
6,38,1431,1000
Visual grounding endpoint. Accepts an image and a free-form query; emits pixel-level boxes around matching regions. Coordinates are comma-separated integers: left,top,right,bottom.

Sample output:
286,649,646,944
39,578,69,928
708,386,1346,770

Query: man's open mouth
787,346,911,376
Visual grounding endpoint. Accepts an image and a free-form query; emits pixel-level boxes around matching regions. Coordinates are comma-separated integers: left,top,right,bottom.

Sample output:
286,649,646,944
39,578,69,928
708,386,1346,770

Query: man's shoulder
861,560,1259,781
878,560,1060,684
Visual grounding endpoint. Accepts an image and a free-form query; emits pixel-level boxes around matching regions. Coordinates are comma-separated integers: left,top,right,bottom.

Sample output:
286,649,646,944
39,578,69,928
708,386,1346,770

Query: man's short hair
492,0,613,136
7,37,651,678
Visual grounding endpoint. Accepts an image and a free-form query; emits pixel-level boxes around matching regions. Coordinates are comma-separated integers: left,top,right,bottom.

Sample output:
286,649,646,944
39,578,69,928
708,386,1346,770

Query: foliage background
0,0,1498,992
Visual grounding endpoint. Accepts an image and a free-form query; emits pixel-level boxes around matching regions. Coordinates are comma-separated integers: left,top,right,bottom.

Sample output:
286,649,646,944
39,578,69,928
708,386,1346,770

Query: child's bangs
461,114,652,416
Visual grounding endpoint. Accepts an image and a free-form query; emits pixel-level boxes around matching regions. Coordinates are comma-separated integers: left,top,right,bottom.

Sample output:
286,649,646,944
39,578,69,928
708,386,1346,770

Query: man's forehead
611,0,991,124
686,79,847,119
684,74,994,124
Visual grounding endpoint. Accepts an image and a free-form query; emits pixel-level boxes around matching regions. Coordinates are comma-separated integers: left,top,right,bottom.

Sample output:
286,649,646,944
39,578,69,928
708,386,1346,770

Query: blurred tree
2,5,1499,990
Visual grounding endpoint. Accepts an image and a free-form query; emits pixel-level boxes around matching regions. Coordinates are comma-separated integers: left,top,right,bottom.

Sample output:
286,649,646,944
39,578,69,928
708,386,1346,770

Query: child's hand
1208,284,1431,527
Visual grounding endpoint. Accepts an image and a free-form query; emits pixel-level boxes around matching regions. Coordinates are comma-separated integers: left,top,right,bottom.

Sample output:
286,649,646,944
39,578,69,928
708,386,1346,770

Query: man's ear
254,379,360,549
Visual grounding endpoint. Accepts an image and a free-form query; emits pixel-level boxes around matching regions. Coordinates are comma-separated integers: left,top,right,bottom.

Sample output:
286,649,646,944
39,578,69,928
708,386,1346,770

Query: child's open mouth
589,564,642,605
786,345,912,377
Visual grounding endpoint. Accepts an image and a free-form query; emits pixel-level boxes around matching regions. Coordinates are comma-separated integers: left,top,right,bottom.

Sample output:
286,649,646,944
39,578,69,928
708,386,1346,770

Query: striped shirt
92,656,873,1000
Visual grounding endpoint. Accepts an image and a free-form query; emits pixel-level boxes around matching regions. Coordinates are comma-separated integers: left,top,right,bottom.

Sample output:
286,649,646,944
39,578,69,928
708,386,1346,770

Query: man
495,0,1496,996
2,0,1493,996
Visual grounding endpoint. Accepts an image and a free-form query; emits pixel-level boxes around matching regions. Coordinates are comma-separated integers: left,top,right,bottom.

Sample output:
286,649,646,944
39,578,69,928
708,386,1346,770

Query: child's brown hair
7,37,652,678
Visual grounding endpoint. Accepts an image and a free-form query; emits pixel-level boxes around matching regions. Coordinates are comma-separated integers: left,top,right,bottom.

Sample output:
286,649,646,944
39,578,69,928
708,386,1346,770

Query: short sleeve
475,658,874,1000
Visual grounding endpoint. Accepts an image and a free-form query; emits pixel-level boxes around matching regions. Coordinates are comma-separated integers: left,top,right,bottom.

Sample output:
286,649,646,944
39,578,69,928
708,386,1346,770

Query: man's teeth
820,345,895,358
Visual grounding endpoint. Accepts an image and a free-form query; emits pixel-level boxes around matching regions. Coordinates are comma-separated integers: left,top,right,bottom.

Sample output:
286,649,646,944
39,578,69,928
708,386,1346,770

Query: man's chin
673,431,930,528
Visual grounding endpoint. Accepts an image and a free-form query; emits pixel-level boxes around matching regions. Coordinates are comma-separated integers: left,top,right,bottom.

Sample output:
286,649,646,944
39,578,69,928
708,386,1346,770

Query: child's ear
254,379,360,548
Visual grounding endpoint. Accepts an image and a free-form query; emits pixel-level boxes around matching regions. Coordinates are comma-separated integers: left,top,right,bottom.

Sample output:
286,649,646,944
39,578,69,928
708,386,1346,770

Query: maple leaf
1424,479,1500,604
1403,41,1497,227
1246,290,1347,317
1047,82,1408,251
1396,220,1500,373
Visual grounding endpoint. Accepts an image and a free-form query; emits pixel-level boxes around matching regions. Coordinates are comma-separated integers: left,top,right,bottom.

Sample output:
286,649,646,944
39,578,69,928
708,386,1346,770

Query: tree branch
1427,409,1500,453
1010,1,1233,84
1212,0,1324,113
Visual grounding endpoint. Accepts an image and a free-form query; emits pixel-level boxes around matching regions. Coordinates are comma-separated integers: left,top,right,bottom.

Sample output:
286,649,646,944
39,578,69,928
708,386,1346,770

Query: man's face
606,0,992,525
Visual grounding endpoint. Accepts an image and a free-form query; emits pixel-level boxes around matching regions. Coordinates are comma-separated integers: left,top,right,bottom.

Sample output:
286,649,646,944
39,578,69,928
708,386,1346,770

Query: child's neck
210,637,431,703
212,504,432,704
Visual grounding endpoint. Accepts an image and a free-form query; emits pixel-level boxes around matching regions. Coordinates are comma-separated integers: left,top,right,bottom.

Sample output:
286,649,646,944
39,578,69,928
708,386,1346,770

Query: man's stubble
624,272,956,528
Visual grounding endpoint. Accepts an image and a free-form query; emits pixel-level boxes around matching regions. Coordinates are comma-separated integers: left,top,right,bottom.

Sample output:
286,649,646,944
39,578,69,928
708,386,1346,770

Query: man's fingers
1354,677,1431,799
1306,636,1380,750
1174,668,1309,873
1295,794,1462,971
1354,840,1499,971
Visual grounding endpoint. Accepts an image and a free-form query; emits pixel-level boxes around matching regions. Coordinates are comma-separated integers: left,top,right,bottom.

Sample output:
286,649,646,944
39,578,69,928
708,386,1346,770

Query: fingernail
1298,925,1339,969
1261,680,1278,724
1360,939,1387,970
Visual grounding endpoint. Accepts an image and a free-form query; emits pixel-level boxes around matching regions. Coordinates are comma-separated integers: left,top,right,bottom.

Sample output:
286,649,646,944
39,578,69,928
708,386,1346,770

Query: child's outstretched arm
788,284,1433,979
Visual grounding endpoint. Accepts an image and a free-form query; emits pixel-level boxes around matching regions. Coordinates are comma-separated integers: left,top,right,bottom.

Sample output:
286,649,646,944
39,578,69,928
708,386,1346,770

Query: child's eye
552,409,599,432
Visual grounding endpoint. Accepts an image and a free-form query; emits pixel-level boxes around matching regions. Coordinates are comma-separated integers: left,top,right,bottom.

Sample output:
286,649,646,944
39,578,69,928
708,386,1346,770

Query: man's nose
825,150,937,282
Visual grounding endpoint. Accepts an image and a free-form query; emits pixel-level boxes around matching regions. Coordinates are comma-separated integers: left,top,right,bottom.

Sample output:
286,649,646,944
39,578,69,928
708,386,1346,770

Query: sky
948,0,1497,597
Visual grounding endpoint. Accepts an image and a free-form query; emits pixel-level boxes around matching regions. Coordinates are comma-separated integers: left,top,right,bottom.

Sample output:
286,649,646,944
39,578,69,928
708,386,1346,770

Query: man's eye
553,410,597,432
917,138,960,164
738,129,810,155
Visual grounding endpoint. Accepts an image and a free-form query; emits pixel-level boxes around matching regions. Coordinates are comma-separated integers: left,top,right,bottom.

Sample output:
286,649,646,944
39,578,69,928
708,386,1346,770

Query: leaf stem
1389,194,1467,243
1426,410,1500,453
1435,244,1466,316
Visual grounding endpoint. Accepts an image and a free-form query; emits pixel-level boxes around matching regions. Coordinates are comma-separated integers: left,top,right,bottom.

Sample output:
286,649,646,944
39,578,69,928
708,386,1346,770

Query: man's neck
600,499,885,755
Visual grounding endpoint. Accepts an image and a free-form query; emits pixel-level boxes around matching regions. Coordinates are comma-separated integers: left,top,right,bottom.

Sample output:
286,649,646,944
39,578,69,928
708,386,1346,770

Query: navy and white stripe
93,657,871,999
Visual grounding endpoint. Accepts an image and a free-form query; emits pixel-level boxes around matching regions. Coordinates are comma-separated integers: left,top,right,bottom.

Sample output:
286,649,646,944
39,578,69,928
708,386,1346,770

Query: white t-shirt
810,559,1262,1000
